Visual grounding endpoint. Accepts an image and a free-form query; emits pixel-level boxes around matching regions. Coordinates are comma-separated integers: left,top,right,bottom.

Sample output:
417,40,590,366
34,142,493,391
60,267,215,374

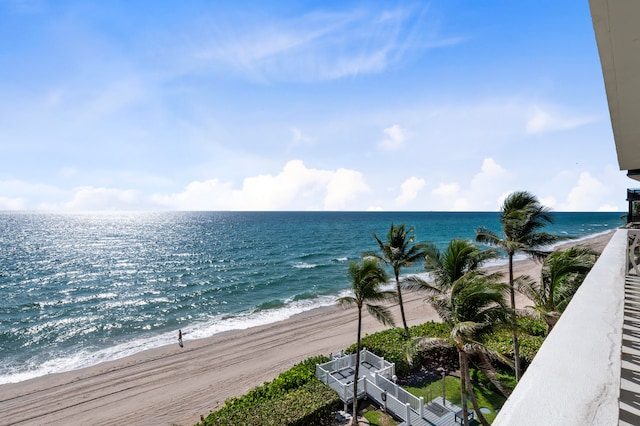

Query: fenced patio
316,349,476,426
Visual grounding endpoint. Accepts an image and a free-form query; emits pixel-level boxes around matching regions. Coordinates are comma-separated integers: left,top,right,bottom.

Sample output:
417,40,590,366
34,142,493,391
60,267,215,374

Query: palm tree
518,246,597,335
405,239,512,398
475,191,558,381
337,259,396,426
410,272,511,426
365,223,426,338
420,239,498,289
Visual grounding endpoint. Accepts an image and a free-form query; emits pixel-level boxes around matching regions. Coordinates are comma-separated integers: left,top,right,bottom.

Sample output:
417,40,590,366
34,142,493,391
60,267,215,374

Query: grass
362,409,396,426
404,372,507,424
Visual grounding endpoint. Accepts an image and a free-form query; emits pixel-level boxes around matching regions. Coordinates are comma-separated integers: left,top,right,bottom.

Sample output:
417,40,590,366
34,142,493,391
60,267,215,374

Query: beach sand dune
0,232,613,426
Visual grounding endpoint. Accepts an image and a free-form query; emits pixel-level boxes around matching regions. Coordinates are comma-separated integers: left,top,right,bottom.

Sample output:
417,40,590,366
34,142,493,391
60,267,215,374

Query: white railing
627,229,640,276
492,229,626,425
316,350,434,425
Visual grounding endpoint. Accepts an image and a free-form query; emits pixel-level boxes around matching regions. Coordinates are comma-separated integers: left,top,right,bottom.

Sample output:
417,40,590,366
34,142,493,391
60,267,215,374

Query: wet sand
0,231,614,426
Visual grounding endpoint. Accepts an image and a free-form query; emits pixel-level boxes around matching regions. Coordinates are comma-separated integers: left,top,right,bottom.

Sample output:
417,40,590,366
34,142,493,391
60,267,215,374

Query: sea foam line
0,290,351,385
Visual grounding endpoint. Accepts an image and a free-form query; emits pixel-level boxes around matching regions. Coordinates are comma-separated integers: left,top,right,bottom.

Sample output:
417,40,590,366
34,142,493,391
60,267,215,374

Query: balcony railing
493,229,627,425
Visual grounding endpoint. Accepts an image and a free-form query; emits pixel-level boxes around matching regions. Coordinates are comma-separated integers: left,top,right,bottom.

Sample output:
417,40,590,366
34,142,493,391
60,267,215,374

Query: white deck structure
316,349,478,426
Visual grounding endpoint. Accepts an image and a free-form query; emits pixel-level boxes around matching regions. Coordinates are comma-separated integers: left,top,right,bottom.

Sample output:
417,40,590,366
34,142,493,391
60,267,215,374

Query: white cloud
452,198,471,211
324,168,370,210
525,105,595,134
432,182,460,198
469,158,511,209
193,5,461,82
557,171,615,211
41,187,143,211
379,124,406,151
471,158,509,189
152,160,369,211
0,179,67,208
597,204,620,212
0,196,27,210
539,196,557,209
60,167,77,179
290,127,313,145
429,158,512,211
395,176,425,205
288,127,314,152
151,179,233,211
432,182,467,211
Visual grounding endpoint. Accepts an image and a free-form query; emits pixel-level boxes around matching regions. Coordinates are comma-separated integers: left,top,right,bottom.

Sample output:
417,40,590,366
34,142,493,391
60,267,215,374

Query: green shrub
344,322,450,375
200,380,340,426
518,317,546,337
483,330,545,371
197,355,336,426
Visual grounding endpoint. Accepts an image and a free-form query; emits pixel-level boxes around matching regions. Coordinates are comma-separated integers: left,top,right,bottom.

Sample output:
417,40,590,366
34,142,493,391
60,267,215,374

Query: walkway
316,349,478,426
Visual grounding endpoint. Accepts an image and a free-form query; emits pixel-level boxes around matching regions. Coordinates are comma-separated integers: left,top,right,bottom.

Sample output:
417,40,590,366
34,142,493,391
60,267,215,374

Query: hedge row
344,319,545,376
199,380,340,426
344,321,451,376
197,355,338,426
198,318,545,425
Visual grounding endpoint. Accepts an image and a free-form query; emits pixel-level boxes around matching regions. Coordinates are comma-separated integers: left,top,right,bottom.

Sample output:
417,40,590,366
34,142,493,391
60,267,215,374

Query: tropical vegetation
405,238,511,426
476,191,559,381
198,193,600,425
197,355,337,426
337,259,397,425
518,245,598,335
365,222,427,338
405,374,508,424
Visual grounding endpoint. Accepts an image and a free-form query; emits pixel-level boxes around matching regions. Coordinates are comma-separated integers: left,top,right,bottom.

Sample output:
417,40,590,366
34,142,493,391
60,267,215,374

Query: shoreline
0,230,615,426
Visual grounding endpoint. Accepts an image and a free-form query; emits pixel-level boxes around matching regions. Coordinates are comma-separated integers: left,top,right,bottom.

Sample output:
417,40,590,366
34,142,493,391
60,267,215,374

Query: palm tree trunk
465,363,490,426
509,253,521,381
395,271,410,338
459,350,469,426
545,315,559,336
351,308,362,426
471,352,512,398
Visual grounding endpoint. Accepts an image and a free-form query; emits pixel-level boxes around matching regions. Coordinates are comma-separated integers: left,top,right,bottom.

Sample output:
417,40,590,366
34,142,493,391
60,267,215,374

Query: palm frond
475,227,503,249
366,304,396,327
337,296,357,307
406,336,452,363
402,275,441,294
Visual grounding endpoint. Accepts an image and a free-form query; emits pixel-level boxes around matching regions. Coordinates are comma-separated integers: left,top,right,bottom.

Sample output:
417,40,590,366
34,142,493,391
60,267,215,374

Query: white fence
316,349,441,426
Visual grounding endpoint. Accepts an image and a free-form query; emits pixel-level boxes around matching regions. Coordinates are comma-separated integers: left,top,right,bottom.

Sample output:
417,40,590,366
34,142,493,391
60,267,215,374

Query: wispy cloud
379,124,406,150
192,4,462,82
525,105,596,134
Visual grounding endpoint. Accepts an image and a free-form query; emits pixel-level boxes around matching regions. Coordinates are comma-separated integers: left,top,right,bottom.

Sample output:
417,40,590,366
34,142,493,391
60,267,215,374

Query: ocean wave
292,262,317,269
545,229,615,251
0,290,351,385
0,212,622,386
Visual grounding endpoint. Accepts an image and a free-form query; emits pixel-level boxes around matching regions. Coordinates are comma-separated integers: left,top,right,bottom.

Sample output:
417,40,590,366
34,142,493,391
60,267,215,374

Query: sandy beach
0,231,614,426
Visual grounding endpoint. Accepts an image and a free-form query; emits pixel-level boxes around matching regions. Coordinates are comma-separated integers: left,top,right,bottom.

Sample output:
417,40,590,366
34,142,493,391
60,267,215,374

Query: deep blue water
0,211,624,383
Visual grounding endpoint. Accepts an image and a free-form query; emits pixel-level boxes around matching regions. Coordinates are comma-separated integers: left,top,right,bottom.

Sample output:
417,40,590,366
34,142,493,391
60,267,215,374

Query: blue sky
0,0,630,211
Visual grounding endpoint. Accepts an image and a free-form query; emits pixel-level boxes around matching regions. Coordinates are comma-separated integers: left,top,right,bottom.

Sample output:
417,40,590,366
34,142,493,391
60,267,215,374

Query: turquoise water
0,211,624,383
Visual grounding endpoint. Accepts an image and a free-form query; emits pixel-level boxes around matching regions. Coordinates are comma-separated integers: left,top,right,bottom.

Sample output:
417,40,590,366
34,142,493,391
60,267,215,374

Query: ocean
0,211,624,384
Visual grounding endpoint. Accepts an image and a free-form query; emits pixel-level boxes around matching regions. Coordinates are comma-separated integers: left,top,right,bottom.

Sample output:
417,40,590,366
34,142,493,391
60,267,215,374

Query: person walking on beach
178,329,183,348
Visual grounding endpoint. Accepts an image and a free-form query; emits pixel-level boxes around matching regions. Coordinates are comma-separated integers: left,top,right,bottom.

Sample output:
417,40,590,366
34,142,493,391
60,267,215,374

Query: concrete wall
493,229,626,425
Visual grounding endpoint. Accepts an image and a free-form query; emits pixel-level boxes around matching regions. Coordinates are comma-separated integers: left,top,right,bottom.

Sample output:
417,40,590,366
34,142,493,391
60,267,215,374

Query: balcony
627,190,640,224
492,229,639,425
